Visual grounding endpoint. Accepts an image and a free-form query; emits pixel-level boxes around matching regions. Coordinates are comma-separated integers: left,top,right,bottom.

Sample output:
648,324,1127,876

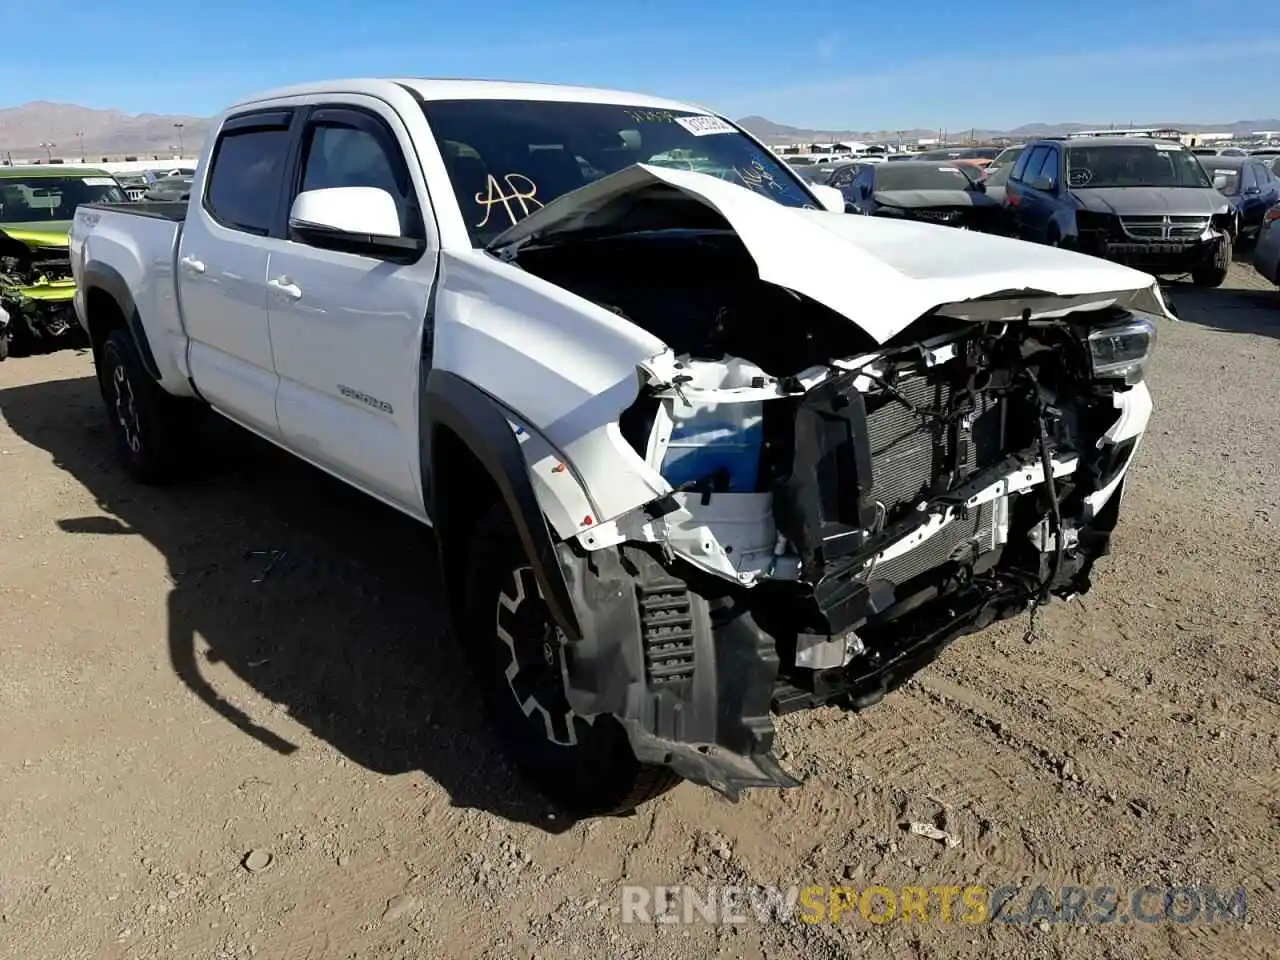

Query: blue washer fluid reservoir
657,359,767,493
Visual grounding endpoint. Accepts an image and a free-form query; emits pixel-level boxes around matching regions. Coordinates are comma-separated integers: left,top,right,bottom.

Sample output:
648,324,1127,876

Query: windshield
1065,144,1212,189
797,165,834,183
874,164,973,191
1201,164,1241,196
418,99,815,246
989,146,1023,168
0,175,126,223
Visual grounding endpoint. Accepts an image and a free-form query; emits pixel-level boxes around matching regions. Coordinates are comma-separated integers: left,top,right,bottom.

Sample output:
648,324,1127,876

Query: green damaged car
0,166,127,358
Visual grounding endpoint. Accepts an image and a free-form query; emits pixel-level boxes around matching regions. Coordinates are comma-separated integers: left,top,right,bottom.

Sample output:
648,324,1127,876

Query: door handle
267,276,302,300
180,255,206,274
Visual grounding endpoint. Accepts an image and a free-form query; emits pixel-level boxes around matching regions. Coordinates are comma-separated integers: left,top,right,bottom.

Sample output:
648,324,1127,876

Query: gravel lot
0,263,1277,960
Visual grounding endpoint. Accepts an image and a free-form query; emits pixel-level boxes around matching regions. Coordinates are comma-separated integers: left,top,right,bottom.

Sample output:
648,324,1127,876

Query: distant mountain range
0,102,210,161
1,101,1278,161
735,115,1280,144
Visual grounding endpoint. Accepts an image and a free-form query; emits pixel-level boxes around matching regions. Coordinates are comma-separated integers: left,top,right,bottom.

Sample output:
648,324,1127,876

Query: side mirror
1030,174,1055,192
809,184,846,213
288,186,424,260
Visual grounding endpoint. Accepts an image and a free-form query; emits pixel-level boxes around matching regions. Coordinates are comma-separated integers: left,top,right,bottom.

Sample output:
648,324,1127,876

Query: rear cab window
203,110,294,235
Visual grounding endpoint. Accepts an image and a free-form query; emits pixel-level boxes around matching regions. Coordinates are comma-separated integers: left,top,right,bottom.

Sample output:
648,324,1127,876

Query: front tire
1192,235,1232,287
462,504,678,815
98,328,197,484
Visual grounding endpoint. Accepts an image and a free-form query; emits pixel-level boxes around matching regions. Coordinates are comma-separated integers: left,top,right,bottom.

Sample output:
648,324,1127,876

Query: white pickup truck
70,78,1163,814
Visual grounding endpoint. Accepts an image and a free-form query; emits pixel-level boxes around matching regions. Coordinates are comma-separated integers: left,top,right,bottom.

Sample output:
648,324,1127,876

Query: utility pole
173,122,185,156
76,130,85,162
39,141,55,162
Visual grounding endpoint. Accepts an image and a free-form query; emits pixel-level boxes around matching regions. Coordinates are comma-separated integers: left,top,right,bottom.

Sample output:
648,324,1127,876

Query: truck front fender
420,369,581,644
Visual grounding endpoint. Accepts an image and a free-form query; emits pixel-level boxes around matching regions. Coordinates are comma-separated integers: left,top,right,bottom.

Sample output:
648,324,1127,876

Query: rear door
263,98,438,515
177,110,296,437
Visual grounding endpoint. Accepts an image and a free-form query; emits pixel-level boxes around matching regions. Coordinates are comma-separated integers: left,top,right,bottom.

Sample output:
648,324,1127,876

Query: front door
264,99,438,516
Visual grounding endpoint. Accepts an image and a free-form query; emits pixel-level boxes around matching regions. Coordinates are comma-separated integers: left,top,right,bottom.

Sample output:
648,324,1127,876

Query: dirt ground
1,263,1277,960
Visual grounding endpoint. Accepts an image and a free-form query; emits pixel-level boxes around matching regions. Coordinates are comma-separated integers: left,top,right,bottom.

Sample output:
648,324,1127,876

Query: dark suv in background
1004,136,1234,286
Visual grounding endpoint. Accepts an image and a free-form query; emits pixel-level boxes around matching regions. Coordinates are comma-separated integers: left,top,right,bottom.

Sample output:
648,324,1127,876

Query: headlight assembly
1086,314,1156,385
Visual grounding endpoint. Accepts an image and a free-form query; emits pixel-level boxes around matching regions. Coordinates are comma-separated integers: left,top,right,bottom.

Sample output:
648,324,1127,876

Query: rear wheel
462,504,679,815
98,328,198,484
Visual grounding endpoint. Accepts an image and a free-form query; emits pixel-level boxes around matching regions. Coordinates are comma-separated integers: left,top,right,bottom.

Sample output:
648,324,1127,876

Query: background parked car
142,175,193,201
984,144,1024,178
835,160,1001,229
795,160,863,186
1251,202,1280,286
1003,136,1233,286
1196,155,1280,242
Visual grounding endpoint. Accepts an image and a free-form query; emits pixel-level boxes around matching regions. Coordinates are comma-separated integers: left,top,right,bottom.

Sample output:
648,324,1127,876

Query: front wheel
1192,235,1232,288
462,504,679,815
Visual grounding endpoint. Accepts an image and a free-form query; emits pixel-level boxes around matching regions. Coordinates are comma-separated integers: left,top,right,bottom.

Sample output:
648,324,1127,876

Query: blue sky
12,0,1280,130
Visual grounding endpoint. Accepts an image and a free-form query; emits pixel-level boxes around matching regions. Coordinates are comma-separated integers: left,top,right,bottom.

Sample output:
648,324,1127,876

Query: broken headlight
1086,314,1156,385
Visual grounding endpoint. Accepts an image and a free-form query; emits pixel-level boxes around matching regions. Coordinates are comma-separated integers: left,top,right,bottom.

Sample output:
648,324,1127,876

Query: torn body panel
467,166,1163,797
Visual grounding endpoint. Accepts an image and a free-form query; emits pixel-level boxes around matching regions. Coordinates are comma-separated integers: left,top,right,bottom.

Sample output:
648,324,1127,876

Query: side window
1240,164,1256,191
204,120,292,235
829,166,852,187
857,168,874,195
1037,148,1059,188
296,111,423,238
1011,146,1043,183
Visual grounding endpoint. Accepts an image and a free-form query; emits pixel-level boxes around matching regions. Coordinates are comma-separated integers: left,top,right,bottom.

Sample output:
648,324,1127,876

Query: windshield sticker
939,166,960,172
674,115,737,137
1152,143,1179,150
474,173,543,229
735,158,785,193
1068,167,1093,186
625,108,677,124
82,177,115,186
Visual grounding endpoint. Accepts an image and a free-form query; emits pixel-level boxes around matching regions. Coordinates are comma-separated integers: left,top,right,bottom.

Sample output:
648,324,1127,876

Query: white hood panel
492,164,1169,344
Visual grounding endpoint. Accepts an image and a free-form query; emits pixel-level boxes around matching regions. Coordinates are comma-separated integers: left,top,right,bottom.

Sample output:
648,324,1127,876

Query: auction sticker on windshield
83,177,115,185
674,115,736,136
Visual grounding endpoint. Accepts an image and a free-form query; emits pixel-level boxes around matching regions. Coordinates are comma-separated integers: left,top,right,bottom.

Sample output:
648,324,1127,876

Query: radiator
858,365,1005,587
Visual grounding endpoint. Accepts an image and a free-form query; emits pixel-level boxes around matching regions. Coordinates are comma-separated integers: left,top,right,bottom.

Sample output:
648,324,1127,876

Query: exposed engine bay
509,221,1155,796
0,230,80,358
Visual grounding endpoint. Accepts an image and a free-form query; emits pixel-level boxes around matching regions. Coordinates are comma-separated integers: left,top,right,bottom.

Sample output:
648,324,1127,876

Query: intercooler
858,364,1005,588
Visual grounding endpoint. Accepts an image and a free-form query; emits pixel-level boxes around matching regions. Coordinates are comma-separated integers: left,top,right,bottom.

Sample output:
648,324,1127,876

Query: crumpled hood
492,164,1170,344
1073,187,1229,218
0,223,72,250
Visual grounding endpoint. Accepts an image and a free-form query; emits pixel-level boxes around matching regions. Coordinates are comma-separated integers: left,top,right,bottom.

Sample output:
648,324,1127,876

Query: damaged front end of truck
478,164,1163,800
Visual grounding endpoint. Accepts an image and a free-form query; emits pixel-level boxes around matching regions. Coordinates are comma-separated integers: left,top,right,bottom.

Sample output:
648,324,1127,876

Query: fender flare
420,368,581,643
80,261,162,381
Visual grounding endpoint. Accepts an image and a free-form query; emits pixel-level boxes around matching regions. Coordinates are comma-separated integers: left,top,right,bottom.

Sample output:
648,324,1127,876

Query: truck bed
83,201,187,222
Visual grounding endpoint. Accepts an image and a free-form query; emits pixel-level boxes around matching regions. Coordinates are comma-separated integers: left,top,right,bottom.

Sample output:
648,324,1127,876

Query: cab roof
234,77,716,116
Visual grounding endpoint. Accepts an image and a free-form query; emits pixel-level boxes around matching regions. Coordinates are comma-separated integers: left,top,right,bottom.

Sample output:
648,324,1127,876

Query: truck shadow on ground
1160,281,1278,340
0,372,577,833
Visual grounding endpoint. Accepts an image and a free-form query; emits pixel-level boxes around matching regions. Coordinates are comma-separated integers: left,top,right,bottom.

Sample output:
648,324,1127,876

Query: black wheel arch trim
420,368,582,644
80,261,162,382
